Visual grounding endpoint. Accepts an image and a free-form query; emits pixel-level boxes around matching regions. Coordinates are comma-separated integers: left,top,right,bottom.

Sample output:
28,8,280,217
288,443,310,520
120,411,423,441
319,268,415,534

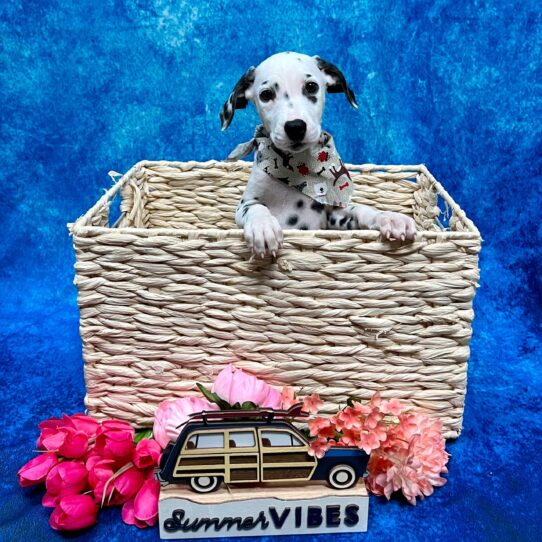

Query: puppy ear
313,56,358,109
219,66,256,131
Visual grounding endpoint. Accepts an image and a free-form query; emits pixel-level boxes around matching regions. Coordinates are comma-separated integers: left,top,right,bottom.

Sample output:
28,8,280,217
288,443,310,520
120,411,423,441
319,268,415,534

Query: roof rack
182,404,308,426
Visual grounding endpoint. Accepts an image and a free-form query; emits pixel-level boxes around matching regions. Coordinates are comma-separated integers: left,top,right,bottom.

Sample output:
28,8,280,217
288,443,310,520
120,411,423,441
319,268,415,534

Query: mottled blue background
1,1,541,541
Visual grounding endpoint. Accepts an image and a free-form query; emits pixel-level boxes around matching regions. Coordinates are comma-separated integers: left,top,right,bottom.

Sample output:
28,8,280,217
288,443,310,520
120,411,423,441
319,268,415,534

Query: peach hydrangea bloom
302,393,324,415
366,411,449,505
308,437,331,459
280,386,298,410
304,392,448,505
308,417,336,439
380,398,405,416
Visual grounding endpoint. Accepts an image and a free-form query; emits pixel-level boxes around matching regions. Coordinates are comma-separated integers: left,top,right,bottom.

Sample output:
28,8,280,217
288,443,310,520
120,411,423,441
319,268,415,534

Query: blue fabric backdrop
1,1,541,541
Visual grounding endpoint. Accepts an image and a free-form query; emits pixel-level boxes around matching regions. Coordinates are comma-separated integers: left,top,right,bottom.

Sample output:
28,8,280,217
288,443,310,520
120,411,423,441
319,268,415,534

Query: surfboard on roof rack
185,404,308,426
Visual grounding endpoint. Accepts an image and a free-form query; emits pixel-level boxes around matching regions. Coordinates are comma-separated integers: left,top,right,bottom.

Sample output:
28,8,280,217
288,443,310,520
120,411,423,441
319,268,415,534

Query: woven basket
69,160,481,439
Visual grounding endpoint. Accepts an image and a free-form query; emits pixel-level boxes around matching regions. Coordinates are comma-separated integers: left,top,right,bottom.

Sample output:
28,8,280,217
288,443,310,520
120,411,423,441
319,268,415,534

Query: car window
229,431,255,448
260,430,304,447
185,432,224,450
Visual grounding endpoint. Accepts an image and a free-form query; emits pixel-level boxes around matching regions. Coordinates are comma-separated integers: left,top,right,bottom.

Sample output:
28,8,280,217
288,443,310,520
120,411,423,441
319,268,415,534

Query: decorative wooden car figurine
155,406,369,493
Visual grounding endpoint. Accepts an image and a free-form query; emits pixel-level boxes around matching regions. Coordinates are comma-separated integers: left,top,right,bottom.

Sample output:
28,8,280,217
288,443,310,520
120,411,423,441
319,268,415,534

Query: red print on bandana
317,151,329,162
339,181,349,191
297,163,309,176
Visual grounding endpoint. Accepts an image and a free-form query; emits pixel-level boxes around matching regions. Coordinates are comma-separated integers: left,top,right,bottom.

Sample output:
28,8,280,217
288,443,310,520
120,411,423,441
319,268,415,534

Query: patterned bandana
227,124,353,208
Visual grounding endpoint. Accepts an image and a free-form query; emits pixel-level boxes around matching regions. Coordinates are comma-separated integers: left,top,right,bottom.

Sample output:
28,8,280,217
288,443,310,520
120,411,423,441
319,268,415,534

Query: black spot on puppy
287,215,299,226
240,198,244,203
284,92,289,99
242,206,248,217
339,216,348,226
296,200,304,209
299,224,309,230
330,217,336,226
311,201,325,213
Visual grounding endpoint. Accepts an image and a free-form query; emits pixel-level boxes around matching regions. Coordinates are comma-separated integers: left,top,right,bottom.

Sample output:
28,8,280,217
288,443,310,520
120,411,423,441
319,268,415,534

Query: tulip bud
94,420,135,465
121,478,160,528
109,466,145,506
17,453,58,487
45,462,88,500
49,494,98,531
133,439,162,469
86,457,115,504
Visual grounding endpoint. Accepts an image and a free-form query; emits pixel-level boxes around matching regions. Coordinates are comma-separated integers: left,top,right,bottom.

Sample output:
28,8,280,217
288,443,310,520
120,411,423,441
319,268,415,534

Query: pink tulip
212,364,282,409
108,465,146,506
87,457,116,503
94,420,135,465
133,439,162,469
153,397,219,449
37,414,99,452
69,414,100,437
49,494,98,531
43,462,88,507
122,478,160,528
40,426,90,458
17,453,58,487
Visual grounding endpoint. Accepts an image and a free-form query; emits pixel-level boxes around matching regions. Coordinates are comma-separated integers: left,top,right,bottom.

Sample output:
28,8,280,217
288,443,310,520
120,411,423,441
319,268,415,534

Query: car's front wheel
189,475,222,493
327,464,358,490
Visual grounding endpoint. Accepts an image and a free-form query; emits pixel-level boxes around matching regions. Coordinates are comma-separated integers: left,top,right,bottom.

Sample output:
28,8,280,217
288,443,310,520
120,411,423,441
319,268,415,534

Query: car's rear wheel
189,475,222,493
327,464,357,490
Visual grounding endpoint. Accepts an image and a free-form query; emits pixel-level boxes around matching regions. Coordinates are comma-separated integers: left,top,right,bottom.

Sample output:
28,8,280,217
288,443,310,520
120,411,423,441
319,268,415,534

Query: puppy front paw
244,215,284,258
373,211,417,242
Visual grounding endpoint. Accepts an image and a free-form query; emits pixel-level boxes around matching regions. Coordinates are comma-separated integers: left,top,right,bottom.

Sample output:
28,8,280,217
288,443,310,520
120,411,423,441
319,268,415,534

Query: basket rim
68,160,482,241
69,224,481,242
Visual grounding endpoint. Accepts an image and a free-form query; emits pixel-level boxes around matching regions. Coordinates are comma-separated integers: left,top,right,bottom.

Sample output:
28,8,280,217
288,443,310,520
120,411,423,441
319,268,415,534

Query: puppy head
220,52,357,153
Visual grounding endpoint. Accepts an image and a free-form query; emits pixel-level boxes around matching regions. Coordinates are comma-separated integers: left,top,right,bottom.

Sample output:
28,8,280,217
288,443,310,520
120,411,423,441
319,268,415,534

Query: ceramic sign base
158,480,369,539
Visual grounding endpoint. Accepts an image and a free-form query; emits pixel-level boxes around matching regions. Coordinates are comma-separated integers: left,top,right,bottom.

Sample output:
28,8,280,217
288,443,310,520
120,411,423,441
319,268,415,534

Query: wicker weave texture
69,160,481,439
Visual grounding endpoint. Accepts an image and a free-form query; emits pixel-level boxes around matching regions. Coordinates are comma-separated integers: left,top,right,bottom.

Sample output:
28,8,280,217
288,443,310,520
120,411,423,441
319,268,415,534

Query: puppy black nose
284,119,307,141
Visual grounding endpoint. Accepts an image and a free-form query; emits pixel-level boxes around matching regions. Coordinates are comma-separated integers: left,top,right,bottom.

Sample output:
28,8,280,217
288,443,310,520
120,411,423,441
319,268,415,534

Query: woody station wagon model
155,406,369,493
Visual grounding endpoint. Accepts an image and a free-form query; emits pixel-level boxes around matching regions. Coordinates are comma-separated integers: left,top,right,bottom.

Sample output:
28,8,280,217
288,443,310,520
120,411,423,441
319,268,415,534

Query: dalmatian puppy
220,51,417,258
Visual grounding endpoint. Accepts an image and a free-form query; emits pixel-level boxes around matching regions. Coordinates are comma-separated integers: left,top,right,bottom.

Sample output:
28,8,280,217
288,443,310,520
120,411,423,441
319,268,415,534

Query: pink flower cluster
19,365,449,532
306,392,449,504
17,414,163,531
366,410,449,505
153,364,323,448
307,392,390,458
153,397,219,449
212,364,283,409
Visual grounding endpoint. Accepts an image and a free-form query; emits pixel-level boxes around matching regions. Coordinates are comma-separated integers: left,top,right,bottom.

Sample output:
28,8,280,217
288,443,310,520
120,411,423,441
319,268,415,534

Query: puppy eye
305,81,319,94
259,89,275,102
